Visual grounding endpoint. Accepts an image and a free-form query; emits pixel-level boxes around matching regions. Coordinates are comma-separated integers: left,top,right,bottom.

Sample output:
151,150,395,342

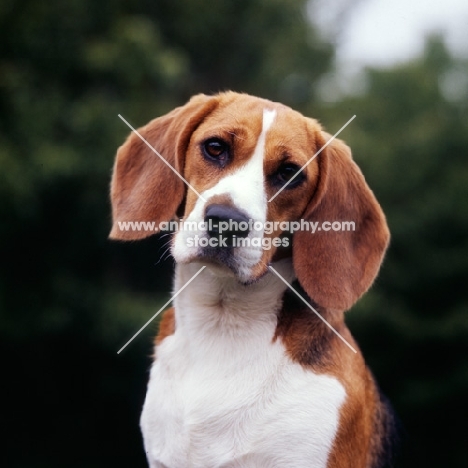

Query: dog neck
172,259,295,345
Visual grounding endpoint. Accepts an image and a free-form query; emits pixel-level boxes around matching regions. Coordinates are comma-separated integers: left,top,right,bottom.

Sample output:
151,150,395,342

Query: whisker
155,235,173,265
162,246,173,261
155,247,172,265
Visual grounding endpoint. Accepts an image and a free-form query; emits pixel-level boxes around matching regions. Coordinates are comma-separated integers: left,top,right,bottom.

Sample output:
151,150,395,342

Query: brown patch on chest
273,280,341,370
155,307,176,346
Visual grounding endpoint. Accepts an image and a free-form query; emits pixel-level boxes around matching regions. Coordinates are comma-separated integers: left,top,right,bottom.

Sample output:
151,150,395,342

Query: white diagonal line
268,265,357,354
268,114,356,202
117,265,206,354
118,114,207,202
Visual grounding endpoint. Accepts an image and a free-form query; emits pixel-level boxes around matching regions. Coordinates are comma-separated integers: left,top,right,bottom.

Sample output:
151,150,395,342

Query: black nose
204,204,251,243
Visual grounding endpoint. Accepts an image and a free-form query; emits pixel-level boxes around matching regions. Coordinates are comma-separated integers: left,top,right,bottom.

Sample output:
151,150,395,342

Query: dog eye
274,163,304,188
202,138,229,164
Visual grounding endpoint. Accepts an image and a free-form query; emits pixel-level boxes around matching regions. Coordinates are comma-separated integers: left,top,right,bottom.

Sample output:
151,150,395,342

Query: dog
109,92,397,467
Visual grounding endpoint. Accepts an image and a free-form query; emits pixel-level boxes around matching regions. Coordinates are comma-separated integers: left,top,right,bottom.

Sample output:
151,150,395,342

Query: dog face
110,92,389,311
172,96,321,282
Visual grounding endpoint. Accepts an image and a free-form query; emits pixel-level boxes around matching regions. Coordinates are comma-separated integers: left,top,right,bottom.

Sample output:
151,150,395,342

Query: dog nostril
204,204,251,240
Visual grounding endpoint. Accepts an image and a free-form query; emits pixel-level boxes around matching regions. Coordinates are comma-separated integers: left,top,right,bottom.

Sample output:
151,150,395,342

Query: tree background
1,0,467,466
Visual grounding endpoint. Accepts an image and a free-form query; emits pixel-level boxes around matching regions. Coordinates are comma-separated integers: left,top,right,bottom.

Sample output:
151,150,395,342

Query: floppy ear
109,94,219,240
292,132,390,311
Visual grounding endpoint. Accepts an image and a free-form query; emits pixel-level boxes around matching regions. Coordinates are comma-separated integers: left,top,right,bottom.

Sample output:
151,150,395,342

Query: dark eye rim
271,162,305,189
201,138,230,165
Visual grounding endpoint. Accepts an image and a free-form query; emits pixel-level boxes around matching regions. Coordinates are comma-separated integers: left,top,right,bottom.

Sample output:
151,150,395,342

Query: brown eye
202,138,229,165
273,163,305,188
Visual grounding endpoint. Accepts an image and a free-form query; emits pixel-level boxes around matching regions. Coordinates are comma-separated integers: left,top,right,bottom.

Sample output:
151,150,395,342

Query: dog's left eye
274,163,304,188
202,138,229,165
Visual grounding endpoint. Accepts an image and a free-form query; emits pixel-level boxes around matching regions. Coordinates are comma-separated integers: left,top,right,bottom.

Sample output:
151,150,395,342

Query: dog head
110,92,389,311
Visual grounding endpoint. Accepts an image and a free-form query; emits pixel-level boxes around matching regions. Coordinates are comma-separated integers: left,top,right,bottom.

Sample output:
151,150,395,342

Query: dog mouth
195,242,265,279
197,243,237,268
172,204,273,281
173,232,270,283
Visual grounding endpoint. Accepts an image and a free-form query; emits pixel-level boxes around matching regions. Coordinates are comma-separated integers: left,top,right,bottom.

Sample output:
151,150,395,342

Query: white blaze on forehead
262,108,276,133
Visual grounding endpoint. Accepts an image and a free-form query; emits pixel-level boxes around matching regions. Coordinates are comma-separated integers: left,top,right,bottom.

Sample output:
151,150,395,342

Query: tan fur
109,94,220,240
292,130,390,311
155,307,175,346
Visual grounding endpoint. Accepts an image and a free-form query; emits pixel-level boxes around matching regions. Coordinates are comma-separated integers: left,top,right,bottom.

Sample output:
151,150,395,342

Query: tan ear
109,94,219,240
292,133,390,311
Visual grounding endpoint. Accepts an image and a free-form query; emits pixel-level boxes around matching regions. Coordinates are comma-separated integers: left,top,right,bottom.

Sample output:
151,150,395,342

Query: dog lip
197,246,236,267
186,245,267,281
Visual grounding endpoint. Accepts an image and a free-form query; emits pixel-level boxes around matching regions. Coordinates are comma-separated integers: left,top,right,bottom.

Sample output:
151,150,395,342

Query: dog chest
140,331,346,468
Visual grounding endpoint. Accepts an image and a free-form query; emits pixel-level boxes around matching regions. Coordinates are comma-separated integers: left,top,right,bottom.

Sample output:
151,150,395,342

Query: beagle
110,92,397,468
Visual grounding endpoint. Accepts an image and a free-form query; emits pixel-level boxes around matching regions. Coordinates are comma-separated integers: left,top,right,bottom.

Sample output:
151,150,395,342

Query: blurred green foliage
0,0,466,466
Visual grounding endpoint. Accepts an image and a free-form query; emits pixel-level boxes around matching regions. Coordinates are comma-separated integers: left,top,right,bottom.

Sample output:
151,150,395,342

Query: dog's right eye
202,138,230,166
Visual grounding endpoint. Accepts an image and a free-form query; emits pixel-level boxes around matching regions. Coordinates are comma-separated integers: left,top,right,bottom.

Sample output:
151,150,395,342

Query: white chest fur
140,261,346,468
